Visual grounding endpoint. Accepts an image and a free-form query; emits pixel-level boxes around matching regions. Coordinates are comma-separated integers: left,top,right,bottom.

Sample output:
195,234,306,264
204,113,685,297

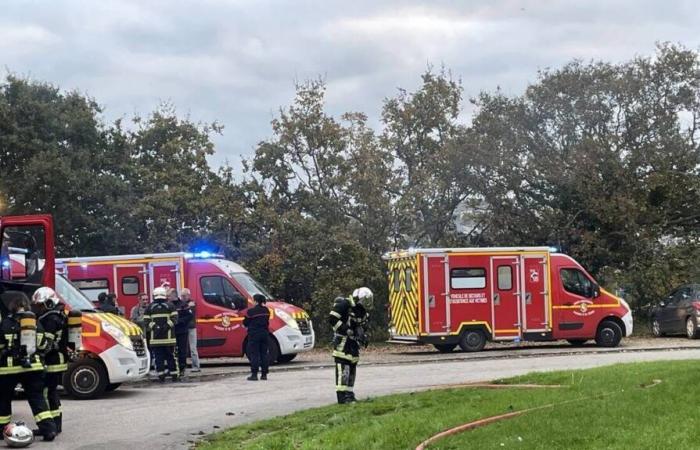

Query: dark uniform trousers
152,346,177,377
247,332,269,376
333,335,359,401
175,332,188,375
0,371,56,436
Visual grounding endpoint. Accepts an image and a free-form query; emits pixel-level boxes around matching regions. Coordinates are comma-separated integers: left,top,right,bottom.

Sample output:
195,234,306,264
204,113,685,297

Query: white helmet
32,287,60,309
3,422,34,448
352,287,374,308
153,287,168,300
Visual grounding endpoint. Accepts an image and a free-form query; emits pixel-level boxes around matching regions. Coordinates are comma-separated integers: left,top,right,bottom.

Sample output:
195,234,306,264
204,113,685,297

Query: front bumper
622,310,634,337
100,344,150,383
274,324,315,355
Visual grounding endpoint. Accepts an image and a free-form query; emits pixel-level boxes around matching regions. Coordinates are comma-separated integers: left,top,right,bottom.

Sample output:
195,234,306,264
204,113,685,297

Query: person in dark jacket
144,287,178,382
170,289,194,377
243,294,270,381
96,292,119,315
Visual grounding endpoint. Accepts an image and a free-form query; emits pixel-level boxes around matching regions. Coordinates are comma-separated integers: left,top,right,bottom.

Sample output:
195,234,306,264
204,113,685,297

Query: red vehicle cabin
56,252,315,363
384,247,633,352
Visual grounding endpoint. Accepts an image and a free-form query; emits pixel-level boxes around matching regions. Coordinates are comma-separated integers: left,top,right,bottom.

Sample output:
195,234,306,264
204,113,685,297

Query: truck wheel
267,336,281,365
277,353,297,363
686,317,699,339
595,320,622,347
458,330,486,352
63,358,108,400
567,339,587,346
106,383,122,392
433,344,456,353
651,317,663,337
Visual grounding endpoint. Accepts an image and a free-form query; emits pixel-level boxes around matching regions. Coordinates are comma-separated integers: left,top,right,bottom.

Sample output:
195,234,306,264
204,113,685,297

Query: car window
200,275,243,310
672,287,692,304
560,268,593,297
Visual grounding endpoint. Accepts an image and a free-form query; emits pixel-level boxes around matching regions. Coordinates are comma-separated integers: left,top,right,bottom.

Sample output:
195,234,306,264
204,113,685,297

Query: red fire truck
384,247,633,352
56,252,315,363
1,215,149,399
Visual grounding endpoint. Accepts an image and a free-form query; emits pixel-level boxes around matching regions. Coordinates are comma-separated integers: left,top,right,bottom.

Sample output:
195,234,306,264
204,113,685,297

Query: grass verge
198,360,697,449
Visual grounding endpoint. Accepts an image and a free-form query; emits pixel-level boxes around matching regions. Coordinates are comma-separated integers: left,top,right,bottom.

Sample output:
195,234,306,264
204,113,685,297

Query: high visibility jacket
36,306,69,373
0,313,44,375
143,300,177,346
329,297,368,362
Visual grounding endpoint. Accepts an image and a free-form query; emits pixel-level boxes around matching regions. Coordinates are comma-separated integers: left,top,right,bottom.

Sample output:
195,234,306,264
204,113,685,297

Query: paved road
11,347,700,449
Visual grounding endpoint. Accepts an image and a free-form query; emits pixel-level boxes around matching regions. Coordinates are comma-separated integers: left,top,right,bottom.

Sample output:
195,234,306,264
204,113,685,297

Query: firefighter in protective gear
144,287,178,382
2,422,34,448
328,287,371,404
32,286,78,434
0,291,57,441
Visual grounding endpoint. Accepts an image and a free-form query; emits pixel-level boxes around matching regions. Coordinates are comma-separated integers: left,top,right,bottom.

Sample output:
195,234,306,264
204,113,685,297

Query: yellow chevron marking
388,257,419,336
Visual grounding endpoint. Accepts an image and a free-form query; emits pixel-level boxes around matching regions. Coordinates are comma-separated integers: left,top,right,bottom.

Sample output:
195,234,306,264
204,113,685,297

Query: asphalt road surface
10,347,700,449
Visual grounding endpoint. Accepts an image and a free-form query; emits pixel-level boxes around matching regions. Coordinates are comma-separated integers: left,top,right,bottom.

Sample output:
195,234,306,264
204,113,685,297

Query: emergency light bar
184,251,224,259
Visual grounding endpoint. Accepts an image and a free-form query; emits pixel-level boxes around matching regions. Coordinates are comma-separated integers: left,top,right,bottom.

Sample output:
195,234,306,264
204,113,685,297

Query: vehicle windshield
231,273,273,299
55,274,97,312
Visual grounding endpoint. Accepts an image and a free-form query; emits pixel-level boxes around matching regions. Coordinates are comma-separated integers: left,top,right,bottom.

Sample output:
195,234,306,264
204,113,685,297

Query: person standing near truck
243,294,270,381
0,291,57,441
32,287,76,434
328,287,372,404
171,289,193,378
144,287,178,382
181,288,200,372
130,293,149,333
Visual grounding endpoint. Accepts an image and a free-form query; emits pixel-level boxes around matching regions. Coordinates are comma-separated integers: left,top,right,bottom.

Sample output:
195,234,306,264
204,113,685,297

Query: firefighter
0,291,57,441
32,287,79,434
243,294,270,381
171,290,194,377
144,287,179,382
328,287,371,404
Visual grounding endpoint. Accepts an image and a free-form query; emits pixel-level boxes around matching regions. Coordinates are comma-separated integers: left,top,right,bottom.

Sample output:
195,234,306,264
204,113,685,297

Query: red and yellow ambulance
57,252,315,363
384,247,633,352
1,215,149,399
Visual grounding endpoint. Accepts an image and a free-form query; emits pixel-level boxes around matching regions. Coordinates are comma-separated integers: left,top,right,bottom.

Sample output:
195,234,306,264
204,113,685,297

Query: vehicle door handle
493,293,500,305
564,302,572,306
202,315,213,319
525,293,532,305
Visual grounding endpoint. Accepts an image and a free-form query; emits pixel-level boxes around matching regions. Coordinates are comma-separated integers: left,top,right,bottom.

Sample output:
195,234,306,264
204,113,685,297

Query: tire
433,344,456,353
106,383,122,392
686,317,699,339
458,330,486,352
595,320,622,347
63,357,108,400
277,353,297,363
651,317,664,337
567,339,587,346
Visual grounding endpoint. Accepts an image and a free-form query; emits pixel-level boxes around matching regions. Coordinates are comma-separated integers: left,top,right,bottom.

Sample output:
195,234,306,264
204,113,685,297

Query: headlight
102,321,134,350
275,309,299,330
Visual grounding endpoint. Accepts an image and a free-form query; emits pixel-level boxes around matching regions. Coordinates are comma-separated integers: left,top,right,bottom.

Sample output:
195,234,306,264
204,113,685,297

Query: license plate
140,359,148,370
304,336,312,344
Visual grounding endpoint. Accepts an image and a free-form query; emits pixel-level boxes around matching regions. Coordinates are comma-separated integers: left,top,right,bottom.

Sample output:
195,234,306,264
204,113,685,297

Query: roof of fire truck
383,246,555,260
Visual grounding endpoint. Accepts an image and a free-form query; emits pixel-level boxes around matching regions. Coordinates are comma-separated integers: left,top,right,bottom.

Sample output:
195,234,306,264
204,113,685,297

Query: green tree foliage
2,43,700,339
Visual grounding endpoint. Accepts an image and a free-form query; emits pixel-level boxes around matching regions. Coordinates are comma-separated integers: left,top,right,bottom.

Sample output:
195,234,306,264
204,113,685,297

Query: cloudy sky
2,0,699,169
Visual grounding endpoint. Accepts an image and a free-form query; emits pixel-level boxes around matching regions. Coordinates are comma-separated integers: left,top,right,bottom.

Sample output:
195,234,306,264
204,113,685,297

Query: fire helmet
352,287,374,308
153,287,168,300
3,422,34,448
31,287,60,309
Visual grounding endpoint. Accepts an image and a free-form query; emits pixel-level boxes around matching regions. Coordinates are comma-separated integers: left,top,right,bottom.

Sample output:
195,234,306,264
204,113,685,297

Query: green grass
199,360,698,450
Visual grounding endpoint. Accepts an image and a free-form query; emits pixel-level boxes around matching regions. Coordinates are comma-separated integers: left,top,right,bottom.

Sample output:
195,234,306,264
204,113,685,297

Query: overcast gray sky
2,0,699,170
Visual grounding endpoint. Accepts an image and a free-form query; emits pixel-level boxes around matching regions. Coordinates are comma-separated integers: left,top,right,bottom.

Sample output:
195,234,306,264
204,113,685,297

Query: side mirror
231,293,247,310
592,284,600,299
659,301,666,308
